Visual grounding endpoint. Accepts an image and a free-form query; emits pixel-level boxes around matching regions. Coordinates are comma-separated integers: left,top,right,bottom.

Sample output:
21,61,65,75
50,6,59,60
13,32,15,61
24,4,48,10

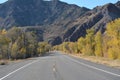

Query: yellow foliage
84,29,95,56
108,48,117,59
20,48,26,54
77,37,85,53
106,18,120,59
11,42,18,59
0,29,7,35
95,31,103,57
37,42,51,54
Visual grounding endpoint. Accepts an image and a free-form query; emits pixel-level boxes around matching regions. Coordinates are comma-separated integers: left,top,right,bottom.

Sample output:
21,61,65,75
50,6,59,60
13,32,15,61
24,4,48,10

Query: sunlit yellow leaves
0,27,51,60
0,29,7,35
106,18,120,59
37,42,51,55
11,42,18,59
54,18,120,60
95,31,103,57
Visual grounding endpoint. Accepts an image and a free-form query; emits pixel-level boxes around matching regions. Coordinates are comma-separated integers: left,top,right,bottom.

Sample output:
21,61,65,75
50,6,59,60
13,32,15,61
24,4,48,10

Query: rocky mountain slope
0,0,120,45
63,2,120,42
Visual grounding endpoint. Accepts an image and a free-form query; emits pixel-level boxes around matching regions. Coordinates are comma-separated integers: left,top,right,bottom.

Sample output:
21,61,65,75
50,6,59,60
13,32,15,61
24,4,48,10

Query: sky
0,0,119,9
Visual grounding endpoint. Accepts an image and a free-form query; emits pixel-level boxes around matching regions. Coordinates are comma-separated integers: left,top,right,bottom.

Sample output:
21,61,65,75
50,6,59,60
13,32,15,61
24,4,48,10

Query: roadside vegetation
53,18,120,60
1,18,120,66
0,27,51,62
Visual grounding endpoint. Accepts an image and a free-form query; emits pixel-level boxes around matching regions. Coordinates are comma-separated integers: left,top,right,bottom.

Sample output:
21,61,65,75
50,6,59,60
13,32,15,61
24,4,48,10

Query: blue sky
0,0,7,3
60,0,119,9
0,0,119,9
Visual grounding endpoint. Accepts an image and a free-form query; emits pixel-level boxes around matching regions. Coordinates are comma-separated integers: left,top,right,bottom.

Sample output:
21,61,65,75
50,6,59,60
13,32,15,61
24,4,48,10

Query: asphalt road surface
0,51,120,80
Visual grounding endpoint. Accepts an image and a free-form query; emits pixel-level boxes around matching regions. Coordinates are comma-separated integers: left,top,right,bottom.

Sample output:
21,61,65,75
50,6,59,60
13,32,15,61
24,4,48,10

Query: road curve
0,51,120,80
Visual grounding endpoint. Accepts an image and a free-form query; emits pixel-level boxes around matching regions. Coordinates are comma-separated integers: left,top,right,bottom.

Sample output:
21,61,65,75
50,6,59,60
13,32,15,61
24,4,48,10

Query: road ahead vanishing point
0,51,120,80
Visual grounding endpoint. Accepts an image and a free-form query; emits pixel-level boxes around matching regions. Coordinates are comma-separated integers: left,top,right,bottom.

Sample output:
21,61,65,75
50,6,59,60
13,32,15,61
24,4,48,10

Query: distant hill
0,0,120,45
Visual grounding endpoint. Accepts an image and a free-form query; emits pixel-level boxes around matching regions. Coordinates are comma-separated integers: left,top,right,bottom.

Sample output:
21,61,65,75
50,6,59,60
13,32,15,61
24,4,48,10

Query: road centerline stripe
0,60,39,80
64,55,120,77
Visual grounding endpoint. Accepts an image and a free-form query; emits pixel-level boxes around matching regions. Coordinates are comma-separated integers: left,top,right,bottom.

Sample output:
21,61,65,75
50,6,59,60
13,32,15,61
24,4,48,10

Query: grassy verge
0,59,25,65
68,53,120,69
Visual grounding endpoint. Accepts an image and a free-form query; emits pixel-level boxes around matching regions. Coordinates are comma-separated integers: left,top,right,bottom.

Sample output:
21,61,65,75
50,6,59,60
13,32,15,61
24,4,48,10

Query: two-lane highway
0,51,120,80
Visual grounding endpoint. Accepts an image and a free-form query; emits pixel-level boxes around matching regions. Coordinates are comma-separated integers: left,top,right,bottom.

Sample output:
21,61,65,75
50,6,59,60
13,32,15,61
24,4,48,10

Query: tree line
1,18,120,60
53,18,120,60
0,27,51,60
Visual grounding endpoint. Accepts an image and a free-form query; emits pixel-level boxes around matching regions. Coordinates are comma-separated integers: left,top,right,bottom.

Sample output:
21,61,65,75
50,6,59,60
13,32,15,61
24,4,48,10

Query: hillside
0,0,120,45
63,2,120,42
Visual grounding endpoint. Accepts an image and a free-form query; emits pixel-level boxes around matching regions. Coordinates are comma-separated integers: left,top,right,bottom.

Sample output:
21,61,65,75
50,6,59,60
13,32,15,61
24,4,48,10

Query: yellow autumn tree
106,18,120,59
83,29,95,56
11,42,19,59
77,37,86,54
37,42,51,55
0,29,7,35
95,31,103,57
19,47,26,59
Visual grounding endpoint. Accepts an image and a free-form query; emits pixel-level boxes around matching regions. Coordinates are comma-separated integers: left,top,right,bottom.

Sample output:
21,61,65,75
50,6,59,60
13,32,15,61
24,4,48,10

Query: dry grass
0,60,8,65
0,57,37,65
0,59,25,65
68,53,120,69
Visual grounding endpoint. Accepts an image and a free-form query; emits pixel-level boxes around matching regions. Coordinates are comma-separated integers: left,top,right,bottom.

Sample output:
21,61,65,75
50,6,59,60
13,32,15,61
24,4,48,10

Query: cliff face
0,0,120,45
63,2,120,42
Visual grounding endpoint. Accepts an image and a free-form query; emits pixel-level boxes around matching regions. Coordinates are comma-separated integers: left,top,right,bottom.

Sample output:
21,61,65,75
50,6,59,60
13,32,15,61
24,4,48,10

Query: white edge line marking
0,60,39,80
64,55,120,77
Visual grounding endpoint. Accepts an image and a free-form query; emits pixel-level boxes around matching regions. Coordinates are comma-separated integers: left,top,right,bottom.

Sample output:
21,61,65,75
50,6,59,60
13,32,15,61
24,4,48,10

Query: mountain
0,0,88,28
63,2,120,42
0,0,120,45
0,0,89,45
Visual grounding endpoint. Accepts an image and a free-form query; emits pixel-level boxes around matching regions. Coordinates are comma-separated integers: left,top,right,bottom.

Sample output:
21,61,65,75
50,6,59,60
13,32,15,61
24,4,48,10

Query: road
0,51,120,80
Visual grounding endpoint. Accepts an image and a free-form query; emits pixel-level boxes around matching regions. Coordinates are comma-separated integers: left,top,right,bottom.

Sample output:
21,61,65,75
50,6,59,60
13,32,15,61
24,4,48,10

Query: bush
108,48,117,59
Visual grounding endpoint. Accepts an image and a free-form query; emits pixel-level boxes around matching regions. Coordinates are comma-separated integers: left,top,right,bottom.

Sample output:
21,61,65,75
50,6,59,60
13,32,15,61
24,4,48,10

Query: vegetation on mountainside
0,18,120,61
0,27,51,60
53,18,120,60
